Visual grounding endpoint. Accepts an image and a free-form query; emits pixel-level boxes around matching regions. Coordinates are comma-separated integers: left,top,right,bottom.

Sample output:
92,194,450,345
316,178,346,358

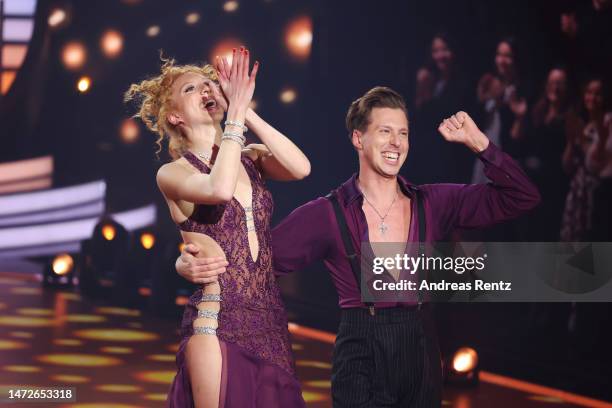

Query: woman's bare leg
186,284,223,408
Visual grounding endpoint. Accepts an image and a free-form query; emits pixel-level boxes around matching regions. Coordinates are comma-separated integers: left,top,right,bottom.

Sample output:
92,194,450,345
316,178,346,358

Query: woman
523,66,574,241
410,31,472,185
125,48,310,407
561,77,610,241
472,37,528,184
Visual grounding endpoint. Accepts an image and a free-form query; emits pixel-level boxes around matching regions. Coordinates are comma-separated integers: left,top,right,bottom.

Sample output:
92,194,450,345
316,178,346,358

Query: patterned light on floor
0,316,55,327
143,393,167,401
53,339,83,346
17,308,54,316
100,346,133,354
36,353,122,367
3,365,41,373
296,360,332,369
73,329,158,342
133,370,175,384
0,340,27,350
95,307,141,317
50,374,91,383
146,354,175,362
95,384,142,393
301,391,328,402
304,380,331,389
61,314,106,323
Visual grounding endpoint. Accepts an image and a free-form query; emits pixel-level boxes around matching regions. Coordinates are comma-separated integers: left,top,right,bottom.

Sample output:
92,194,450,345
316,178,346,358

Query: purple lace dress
166,152,305,408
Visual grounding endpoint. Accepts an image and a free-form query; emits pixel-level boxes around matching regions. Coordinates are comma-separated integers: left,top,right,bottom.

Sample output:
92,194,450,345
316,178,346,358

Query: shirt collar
338,173,416,208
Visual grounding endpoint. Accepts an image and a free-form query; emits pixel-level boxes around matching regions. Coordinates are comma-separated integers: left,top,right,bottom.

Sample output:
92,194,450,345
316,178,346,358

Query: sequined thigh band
197,310,219,319
193,327,216,335
196,293,221,305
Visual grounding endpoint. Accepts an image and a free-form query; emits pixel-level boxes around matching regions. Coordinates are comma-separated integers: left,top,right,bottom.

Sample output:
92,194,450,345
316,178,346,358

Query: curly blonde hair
124,55,218,160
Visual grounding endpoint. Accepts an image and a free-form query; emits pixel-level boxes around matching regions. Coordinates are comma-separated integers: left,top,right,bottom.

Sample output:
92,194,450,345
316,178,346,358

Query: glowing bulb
48,9,67,28
185,12,200,25
101,30,123,58
224,1,239,12
120,118,140,143
146,25,160,37
452,347,478,373
77,76,91,93
209,38,243,66
101,224,116,241
285,16,313,60
62,42,86,70
280,87,297,104
140,233,155,250
52,254,74,276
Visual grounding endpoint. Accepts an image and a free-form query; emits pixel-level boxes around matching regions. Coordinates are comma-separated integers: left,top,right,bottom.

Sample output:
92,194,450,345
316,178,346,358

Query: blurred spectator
472,37,529,184
524,66,575,241
561,77,610,240
408,32,473,185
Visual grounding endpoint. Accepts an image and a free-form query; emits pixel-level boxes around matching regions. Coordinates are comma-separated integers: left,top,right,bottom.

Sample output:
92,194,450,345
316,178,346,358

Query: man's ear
167,112,182,126
351,130,363,150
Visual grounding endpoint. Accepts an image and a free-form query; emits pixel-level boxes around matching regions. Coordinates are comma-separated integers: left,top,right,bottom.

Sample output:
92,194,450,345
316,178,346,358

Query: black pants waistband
340,304,430,324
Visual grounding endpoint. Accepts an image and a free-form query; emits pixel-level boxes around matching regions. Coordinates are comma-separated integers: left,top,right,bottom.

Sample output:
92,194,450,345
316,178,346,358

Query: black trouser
331,306,442,408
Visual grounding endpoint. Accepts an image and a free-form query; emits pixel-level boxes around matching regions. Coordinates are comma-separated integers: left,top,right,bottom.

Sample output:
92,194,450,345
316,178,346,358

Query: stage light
146,25,160,37
445,347,479,386
80,218,129,299
209,38,243,65
77,76,91,93
280,87,297,104
140,232,155,250
100,30,123,58
224,1,239,12
185,12,200,25
52,254,73,276
452,347,478,373
48,8,67,28
44,253,76,287
119,118,140,143
178,242,185,253
285,16,312,60
102,224,116,241
61,41,86,70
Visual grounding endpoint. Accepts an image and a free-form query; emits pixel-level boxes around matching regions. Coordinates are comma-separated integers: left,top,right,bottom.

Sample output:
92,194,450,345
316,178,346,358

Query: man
176,86,540,407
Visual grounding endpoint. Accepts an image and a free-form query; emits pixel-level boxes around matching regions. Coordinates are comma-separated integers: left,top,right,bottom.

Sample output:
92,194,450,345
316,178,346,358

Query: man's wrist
470,132,490,154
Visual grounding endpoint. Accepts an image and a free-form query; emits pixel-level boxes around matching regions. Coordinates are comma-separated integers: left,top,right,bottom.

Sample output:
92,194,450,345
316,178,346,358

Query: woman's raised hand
215,47,259,116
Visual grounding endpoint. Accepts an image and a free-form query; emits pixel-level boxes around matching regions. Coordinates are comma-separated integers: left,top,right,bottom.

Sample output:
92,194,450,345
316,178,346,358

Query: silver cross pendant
379,222,388,235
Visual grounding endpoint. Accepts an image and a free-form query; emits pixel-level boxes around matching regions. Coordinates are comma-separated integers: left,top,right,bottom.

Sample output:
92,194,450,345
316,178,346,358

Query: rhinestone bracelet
221,133,246,148
224,120,248,133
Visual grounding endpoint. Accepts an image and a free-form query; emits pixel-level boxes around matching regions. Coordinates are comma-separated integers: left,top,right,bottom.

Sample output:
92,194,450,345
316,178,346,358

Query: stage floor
0,274,609,408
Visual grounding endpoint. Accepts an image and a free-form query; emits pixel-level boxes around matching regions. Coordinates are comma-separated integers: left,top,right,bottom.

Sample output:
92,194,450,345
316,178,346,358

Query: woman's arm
157,48,258,204
244,108,311,181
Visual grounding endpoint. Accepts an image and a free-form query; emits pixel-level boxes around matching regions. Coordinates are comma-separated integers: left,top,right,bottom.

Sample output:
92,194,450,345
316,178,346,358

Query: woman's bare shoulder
156,157,194,192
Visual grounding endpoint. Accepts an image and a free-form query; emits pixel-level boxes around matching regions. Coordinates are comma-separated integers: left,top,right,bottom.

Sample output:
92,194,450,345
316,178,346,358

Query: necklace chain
195,150,212,164
360,184,398,235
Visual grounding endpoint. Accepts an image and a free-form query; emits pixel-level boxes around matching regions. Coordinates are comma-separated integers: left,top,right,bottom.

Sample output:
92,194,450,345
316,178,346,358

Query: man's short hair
345,86,409,138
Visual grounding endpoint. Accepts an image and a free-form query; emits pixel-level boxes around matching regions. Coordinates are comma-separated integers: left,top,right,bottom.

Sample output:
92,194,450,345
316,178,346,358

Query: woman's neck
186,122,223,154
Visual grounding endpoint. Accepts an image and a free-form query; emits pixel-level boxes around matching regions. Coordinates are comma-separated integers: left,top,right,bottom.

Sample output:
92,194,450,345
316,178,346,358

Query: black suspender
327,188,427,312
327,192,371,309
416,189,426,306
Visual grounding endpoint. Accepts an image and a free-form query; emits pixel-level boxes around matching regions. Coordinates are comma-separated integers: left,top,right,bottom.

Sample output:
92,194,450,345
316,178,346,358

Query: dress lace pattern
177,151,295,376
